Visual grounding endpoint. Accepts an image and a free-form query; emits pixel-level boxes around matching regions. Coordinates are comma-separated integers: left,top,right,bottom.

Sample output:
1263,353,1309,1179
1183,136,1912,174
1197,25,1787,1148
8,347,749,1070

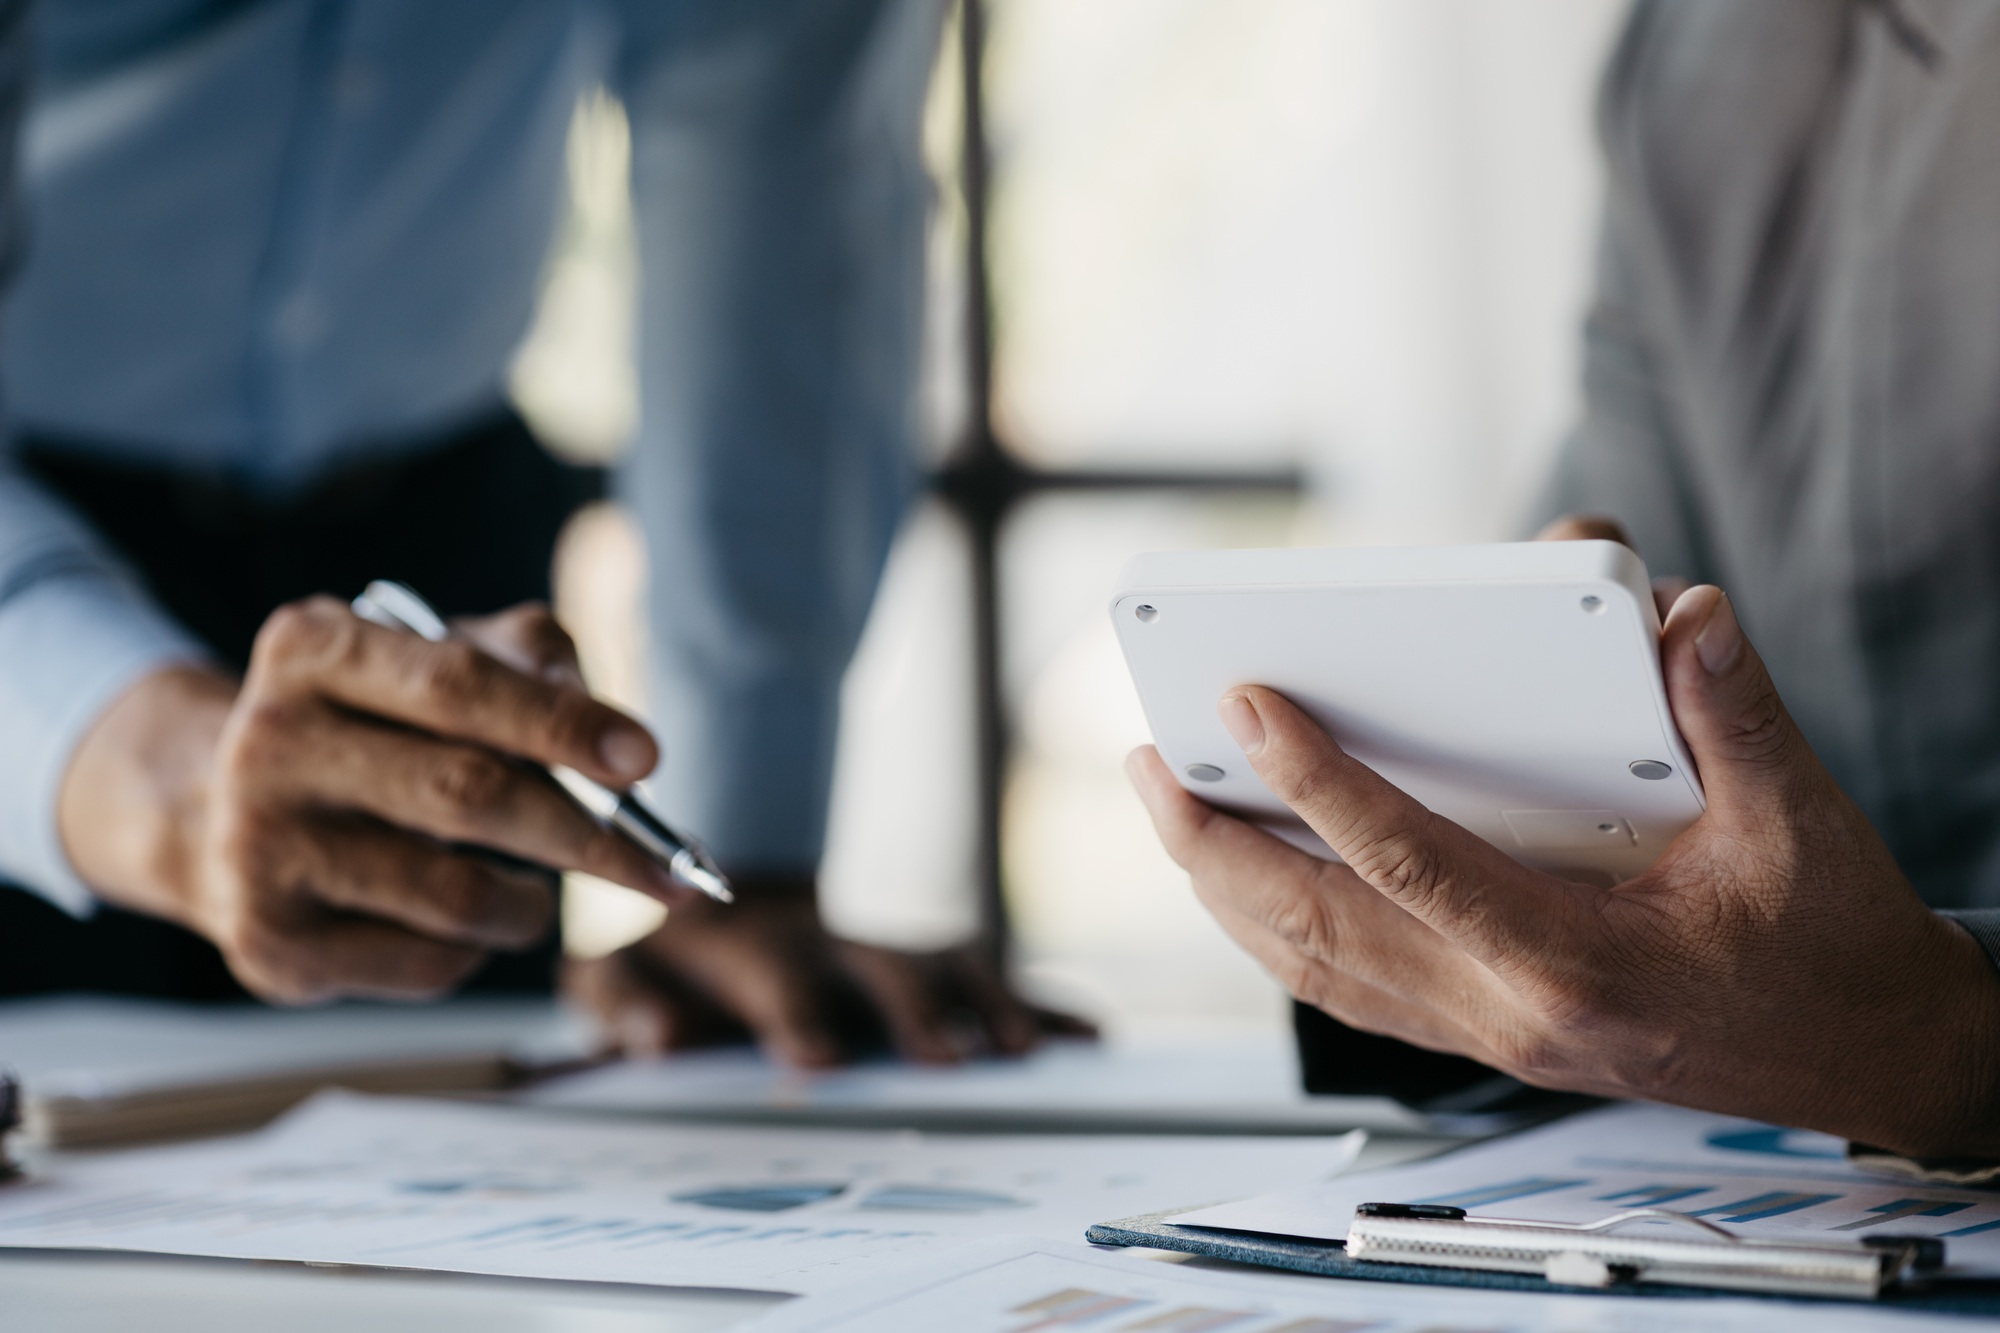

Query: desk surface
0,1250,788,1332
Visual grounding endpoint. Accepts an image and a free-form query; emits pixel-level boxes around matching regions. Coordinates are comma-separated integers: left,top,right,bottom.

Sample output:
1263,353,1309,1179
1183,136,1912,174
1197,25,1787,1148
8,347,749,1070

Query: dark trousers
0,410,602,999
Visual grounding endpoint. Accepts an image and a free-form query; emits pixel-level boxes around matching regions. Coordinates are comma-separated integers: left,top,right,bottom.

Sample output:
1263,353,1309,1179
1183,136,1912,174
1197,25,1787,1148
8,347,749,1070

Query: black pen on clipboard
351,579,733,904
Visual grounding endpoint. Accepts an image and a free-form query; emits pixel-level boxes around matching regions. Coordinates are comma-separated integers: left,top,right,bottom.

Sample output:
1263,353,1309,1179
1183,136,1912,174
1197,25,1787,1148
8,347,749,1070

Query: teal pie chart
858,1184,1031,1213
673,1182,848,1212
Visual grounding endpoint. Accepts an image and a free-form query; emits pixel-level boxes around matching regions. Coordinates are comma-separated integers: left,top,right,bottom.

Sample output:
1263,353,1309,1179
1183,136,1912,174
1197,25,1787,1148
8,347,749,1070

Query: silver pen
1345,1202,1942,1300
350,579,733,904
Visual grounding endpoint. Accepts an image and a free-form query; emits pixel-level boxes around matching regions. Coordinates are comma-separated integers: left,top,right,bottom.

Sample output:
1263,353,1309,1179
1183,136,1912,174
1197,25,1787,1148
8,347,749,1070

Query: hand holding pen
352,581,730,903
57,590,720,1005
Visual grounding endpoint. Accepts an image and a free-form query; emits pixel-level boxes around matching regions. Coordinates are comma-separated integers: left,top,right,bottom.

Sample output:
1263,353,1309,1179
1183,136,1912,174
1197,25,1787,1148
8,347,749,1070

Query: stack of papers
6,1066,1992,1326
0,1091,1364,1294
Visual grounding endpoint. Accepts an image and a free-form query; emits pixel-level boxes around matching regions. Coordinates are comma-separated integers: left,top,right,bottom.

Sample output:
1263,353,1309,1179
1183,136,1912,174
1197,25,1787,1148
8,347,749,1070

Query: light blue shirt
0,0,939,910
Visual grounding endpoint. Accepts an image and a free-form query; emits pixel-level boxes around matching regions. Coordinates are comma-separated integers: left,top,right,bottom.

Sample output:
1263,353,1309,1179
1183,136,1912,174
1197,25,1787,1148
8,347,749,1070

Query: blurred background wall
512,0,1629,1042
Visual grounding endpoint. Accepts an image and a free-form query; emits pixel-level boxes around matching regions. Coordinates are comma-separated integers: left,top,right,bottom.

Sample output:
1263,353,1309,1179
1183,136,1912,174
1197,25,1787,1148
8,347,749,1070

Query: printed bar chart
1830,1198,1973,1231
1411,1178,1589,1210
1687,1191,1841,1223
1594,1184,1711,1207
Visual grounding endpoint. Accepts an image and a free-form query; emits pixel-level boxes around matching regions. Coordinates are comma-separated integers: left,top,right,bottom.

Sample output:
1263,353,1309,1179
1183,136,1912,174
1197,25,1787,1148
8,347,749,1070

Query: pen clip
353,579,450,642
1567,1208,1739,1242
1362,1201,1738,1242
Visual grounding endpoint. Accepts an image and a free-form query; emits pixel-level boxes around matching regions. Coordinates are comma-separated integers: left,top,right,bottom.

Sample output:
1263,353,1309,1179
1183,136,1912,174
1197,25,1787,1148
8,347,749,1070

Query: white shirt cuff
0,572,208,915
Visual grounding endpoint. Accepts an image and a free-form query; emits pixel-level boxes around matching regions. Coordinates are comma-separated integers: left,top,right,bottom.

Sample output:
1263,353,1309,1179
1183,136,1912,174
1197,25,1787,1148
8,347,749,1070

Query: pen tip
679,863,734,904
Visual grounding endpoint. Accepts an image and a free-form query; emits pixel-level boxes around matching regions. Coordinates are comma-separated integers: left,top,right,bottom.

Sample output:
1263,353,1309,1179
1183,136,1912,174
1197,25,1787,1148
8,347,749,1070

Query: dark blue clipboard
1085,1208,2000,1315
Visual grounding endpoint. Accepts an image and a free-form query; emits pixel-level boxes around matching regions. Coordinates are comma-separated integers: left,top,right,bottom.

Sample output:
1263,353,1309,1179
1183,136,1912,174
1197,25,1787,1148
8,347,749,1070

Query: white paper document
1175,1101,2000,1279
734,1237,1960,1332
526,1036,1431,1133
0,1092,1361,1294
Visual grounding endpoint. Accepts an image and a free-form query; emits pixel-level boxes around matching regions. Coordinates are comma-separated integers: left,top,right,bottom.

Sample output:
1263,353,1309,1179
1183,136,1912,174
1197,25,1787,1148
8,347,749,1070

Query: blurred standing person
0,0,1070,1064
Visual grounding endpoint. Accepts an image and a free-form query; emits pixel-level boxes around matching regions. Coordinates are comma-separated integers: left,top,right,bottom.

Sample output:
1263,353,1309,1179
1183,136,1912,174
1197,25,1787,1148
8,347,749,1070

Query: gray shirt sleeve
1942,910,2000,975
0,0,208,913
613,0,938,871
1528,228,1718,587
1525,6,1720,588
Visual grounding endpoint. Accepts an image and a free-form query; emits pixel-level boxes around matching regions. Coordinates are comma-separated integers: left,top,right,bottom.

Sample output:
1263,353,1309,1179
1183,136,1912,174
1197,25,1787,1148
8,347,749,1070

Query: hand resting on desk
568,883,1093,1068
1129,550,2000,1158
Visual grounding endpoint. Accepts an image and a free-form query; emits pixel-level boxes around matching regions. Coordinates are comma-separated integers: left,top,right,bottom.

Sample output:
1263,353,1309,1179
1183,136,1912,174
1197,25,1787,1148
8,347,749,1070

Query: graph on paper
1405,1174,1982,1233
0,1092,1361,1295
1172,1102,2000,1276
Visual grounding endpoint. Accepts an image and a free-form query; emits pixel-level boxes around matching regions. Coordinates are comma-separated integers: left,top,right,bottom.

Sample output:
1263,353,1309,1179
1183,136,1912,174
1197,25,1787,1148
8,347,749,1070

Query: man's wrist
56,664,235,927
1877,915,2000,1159
1942,910,2000,975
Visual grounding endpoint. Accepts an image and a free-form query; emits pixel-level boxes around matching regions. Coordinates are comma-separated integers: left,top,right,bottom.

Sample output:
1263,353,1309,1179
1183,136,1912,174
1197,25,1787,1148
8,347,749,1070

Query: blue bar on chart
1688,1191,1840,1223
1595,1184,1712,1207
1413,1178,1591,1210
1829,1199,1972,1232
